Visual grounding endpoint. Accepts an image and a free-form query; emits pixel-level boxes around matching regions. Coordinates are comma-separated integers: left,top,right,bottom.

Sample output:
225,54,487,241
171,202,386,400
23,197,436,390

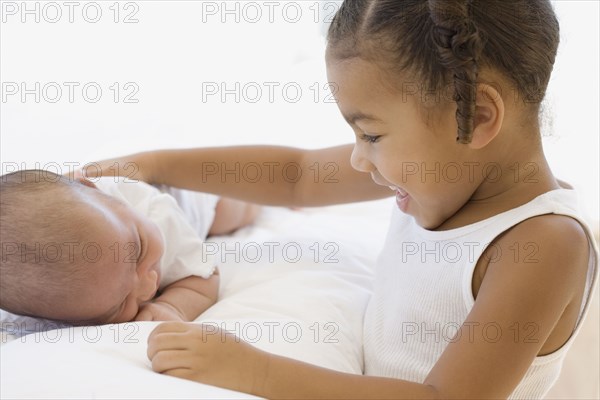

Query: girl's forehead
328,55,403,88
327,57,402,109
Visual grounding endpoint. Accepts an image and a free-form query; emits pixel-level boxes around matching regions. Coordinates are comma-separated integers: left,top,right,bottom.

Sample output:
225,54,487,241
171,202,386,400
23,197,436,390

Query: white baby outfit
94,177,220,289
363,188,598,399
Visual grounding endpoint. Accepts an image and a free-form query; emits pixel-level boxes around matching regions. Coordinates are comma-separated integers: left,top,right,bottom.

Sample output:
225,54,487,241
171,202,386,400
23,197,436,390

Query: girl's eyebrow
343,111,383,125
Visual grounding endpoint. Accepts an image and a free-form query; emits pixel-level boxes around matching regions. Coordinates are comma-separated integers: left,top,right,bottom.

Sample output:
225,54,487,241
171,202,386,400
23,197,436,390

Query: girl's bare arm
84,145,393,207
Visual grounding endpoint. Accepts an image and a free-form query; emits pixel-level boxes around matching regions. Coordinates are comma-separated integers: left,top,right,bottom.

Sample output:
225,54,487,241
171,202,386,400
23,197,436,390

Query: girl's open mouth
390,186,410,212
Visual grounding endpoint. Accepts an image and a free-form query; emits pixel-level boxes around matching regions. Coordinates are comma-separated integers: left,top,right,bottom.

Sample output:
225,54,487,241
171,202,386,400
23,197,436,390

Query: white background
1,0,598,227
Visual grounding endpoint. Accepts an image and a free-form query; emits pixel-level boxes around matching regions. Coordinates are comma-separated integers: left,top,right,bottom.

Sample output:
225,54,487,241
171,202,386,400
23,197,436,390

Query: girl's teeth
389,185,408,197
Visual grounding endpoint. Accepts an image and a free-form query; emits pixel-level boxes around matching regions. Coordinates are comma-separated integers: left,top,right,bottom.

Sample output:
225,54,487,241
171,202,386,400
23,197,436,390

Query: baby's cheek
119,299,140,323
129,304,141,321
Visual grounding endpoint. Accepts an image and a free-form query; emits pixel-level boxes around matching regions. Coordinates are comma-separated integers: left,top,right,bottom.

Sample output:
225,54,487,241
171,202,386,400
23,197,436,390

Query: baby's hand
147,322,269,394
134,302,185,322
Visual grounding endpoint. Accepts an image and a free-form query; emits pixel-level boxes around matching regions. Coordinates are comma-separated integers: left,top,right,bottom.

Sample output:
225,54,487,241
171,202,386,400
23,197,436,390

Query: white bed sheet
1,199,393,399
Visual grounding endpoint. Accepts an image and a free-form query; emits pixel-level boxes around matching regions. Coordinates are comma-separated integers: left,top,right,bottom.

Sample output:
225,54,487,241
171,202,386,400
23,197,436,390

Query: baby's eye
359,133,381,144
137,235,145,263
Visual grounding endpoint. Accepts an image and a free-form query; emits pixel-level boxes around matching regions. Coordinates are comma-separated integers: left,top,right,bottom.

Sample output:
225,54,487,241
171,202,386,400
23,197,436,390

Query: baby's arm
135,270,219,322
208,198,261,236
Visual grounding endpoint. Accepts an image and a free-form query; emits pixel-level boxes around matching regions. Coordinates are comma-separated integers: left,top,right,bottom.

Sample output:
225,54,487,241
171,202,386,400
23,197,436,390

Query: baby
0,169,260,326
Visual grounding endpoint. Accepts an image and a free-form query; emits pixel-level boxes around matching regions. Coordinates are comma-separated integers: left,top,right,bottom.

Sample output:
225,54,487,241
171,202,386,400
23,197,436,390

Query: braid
327,1,560,143
428,0,484,144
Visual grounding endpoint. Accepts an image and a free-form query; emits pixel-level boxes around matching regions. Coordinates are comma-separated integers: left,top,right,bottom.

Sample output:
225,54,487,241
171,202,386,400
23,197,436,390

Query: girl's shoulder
478,212,592,356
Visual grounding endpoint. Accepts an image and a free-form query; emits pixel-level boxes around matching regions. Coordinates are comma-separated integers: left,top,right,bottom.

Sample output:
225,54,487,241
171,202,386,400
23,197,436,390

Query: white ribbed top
363,189,599,399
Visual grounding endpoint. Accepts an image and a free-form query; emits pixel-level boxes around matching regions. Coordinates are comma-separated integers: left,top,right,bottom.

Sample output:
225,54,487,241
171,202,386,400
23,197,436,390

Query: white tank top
363,188,598,399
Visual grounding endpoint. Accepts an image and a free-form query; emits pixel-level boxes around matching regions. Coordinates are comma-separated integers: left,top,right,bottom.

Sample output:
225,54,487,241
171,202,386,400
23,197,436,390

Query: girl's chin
402,205,442,231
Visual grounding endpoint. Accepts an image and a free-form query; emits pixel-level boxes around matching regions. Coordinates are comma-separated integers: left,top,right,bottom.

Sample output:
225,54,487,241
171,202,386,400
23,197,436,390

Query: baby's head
0,170,164,325
325,0,560,228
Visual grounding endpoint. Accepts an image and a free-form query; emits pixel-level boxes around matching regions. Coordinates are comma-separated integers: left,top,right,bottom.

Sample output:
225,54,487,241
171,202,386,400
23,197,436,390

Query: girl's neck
433,147,560,232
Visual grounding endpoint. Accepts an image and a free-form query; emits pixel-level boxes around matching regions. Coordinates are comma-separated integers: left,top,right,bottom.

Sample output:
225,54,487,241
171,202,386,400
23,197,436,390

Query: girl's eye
359,133,381,144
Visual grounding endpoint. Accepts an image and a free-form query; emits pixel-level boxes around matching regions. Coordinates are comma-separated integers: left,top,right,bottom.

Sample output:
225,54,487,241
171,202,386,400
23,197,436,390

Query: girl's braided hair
327,0,560,144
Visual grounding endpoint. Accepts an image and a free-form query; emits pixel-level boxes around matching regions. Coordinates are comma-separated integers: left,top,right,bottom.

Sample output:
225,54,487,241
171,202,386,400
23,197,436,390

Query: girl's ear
468,83,504,149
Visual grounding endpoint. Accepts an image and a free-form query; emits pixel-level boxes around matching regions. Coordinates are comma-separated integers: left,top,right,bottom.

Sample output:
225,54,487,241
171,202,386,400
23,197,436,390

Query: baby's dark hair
327,0,560,143
0,170,99,319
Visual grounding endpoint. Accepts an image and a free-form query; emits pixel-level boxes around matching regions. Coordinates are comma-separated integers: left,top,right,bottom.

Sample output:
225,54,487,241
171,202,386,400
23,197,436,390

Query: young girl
84,0,598,398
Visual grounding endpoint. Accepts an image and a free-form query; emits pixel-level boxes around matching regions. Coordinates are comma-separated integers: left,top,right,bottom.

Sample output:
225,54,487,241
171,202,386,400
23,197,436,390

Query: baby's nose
137,270,159,302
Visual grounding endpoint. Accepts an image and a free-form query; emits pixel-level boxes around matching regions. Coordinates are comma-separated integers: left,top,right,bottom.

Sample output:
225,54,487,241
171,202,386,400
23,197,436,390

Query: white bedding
1,199,393,399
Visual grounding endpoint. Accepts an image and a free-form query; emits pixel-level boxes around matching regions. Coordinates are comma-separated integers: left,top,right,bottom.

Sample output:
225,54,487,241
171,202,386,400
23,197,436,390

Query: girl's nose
350,144,374,173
